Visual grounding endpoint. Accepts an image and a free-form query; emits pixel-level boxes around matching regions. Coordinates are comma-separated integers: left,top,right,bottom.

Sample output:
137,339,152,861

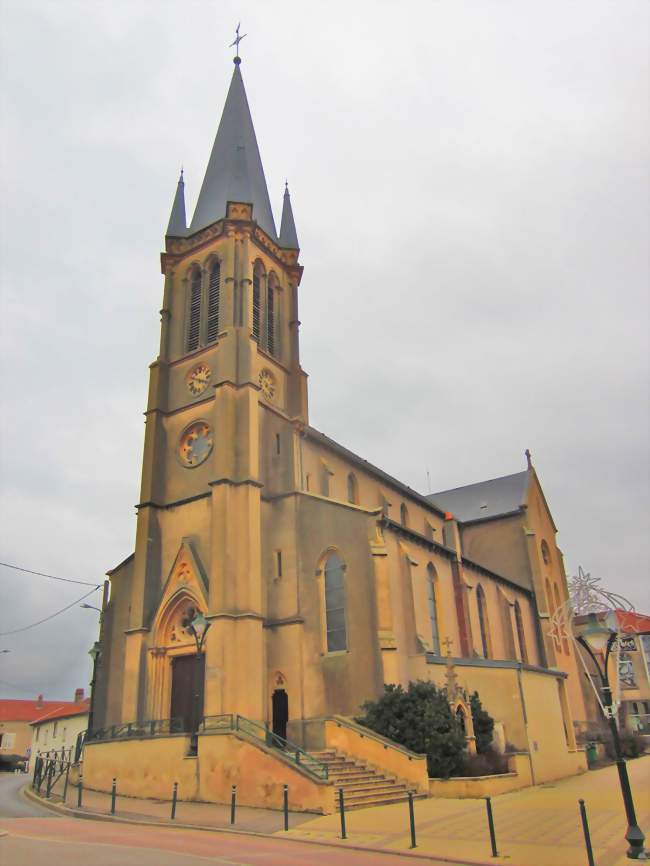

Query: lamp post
187,611,211,756
575,612,646,860
87,642,101,736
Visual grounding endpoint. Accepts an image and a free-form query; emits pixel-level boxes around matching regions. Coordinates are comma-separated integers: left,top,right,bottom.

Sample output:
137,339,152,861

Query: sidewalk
28,755,650,866
281,756,650,866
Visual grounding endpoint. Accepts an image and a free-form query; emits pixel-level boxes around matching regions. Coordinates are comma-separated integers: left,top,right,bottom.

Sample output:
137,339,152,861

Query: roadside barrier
485,796,498,857
171,782,178,820
338,787,347,839
230,785,237,825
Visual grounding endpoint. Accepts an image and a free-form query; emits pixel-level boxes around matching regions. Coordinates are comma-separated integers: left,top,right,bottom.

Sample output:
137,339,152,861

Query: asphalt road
0,775,454,866
0,773,56,819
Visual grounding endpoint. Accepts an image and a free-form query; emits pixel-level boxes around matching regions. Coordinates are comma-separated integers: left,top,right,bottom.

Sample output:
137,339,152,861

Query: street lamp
575,612,647,860
87,642,101,737
187,611,211,756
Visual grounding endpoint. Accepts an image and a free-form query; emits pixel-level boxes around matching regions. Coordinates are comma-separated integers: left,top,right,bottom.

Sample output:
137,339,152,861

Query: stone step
343,784,407,800
328,772,383,783
339,780,401,793
337,792,415,811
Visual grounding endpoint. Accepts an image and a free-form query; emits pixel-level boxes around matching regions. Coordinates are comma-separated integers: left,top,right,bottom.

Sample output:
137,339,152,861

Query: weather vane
230,22,247,60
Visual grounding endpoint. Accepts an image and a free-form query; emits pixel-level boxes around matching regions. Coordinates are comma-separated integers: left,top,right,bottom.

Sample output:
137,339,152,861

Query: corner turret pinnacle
189,60,277,239
166,169,187,237
278,181,299,249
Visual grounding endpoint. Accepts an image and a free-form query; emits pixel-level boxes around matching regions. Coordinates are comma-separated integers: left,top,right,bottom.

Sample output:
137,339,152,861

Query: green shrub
469,691,494,754
357,681,466,778
461,748,510,777
604,731,646,760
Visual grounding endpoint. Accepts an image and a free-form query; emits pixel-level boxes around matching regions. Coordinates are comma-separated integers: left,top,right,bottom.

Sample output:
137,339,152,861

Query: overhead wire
0,586,101,636
0,561,100,587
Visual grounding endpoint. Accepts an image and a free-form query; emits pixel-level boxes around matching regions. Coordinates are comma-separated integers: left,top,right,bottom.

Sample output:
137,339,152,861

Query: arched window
347,473,358,504
476,585,491,659
252,264,263,343
400,503,409,527
514,601,528,663
324,553,347,652
456,706,467,734
187,267,202,352
267,275,277,356
206,261,221,343
427,564,440,654
541,540,551,566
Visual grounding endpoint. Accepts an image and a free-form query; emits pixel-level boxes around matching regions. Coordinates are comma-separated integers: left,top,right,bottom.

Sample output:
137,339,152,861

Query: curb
21,785,505,866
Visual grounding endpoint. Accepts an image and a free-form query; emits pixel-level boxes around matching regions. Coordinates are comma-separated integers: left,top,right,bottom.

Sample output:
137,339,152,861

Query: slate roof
166,169,187,237
278,183,299,249
427,471,529,524
189,59,277,239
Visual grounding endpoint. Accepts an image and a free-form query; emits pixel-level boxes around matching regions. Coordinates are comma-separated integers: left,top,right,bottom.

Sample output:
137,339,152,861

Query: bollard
485,796,498,857
578,799,596,866
408,790,417,848
111,777,117,815
46,762,54,799
283,784,289,831
171,782,178,820
63,763,70,803
230,785,236,825
338,788,347,839
77,774,83,808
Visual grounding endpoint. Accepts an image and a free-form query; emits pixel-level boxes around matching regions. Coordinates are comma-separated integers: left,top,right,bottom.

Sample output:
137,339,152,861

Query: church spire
189,57,277,239
166,169,187,237
278,181,299,249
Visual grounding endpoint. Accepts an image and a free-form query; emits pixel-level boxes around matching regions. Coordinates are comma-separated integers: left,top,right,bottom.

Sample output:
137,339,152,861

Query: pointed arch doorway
272,688,288,746
171,654,205,733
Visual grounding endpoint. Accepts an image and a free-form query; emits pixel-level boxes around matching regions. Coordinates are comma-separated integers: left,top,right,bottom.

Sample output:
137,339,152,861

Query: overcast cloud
0,1,648,701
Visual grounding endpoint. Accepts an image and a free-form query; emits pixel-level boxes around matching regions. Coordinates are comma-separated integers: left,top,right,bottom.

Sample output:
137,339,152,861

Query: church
87,50,588,811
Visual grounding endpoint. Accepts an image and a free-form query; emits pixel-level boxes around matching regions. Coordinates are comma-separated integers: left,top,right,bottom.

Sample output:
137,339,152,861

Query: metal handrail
233,714,329,781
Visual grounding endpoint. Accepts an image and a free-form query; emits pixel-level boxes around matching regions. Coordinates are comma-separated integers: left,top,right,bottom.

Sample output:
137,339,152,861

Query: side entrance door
170,654,205,733
272,689,288,746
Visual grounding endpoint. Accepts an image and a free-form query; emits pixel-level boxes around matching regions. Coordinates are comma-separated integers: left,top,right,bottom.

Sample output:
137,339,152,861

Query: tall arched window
547,578,560,651
252,264,263,343
514,601,528,663
400,503,409,527
427,564,441,654
187,267,202,352
541,540,551,566
206,261,221,343
324,553,347,652
476,584,491,659
347,473,358,504
267,275,277,356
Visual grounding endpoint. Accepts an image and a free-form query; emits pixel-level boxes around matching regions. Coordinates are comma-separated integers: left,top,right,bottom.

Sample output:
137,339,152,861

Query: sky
0,1,648,701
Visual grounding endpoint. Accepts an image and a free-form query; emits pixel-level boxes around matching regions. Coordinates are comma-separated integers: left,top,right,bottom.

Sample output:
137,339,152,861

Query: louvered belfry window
267,282,275,355
187,268,202,352
206,261,220,344
252,270,261,343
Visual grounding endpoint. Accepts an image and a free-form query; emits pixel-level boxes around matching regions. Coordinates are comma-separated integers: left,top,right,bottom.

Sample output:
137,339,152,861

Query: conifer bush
357,681,466,778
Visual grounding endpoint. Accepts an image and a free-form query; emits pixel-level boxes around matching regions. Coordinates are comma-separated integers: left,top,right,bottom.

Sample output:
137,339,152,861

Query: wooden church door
171,655,205,732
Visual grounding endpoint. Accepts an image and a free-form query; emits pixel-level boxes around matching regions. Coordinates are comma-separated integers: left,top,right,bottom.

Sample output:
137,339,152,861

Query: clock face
186,364,211,396
178,421,213,468
258,369,275,401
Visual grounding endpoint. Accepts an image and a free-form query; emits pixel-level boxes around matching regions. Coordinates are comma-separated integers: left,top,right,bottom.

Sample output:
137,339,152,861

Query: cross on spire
230,22,247,62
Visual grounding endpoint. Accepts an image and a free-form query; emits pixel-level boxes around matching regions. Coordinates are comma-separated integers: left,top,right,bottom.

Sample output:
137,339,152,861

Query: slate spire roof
189,57,277,240
166,169,187,237
279,181,299,249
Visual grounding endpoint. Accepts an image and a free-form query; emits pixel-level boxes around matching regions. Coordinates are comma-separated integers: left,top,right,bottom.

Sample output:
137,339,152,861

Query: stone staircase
310,748,424,810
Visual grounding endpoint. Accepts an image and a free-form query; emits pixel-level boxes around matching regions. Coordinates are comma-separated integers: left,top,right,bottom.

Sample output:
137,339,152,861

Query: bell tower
119,53,306,724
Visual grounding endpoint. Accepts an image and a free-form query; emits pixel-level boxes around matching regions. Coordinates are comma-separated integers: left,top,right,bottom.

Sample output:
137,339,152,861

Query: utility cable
0,561,100,587
0,587,100,636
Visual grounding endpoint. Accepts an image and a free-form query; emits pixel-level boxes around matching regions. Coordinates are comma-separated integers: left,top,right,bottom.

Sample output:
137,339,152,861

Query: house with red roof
30,696,90,765
0,689,86,766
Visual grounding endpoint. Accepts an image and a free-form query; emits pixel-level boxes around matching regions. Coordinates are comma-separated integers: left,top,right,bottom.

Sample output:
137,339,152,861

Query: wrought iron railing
227,714,329,781
32,747,75,798
86,717,185,742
